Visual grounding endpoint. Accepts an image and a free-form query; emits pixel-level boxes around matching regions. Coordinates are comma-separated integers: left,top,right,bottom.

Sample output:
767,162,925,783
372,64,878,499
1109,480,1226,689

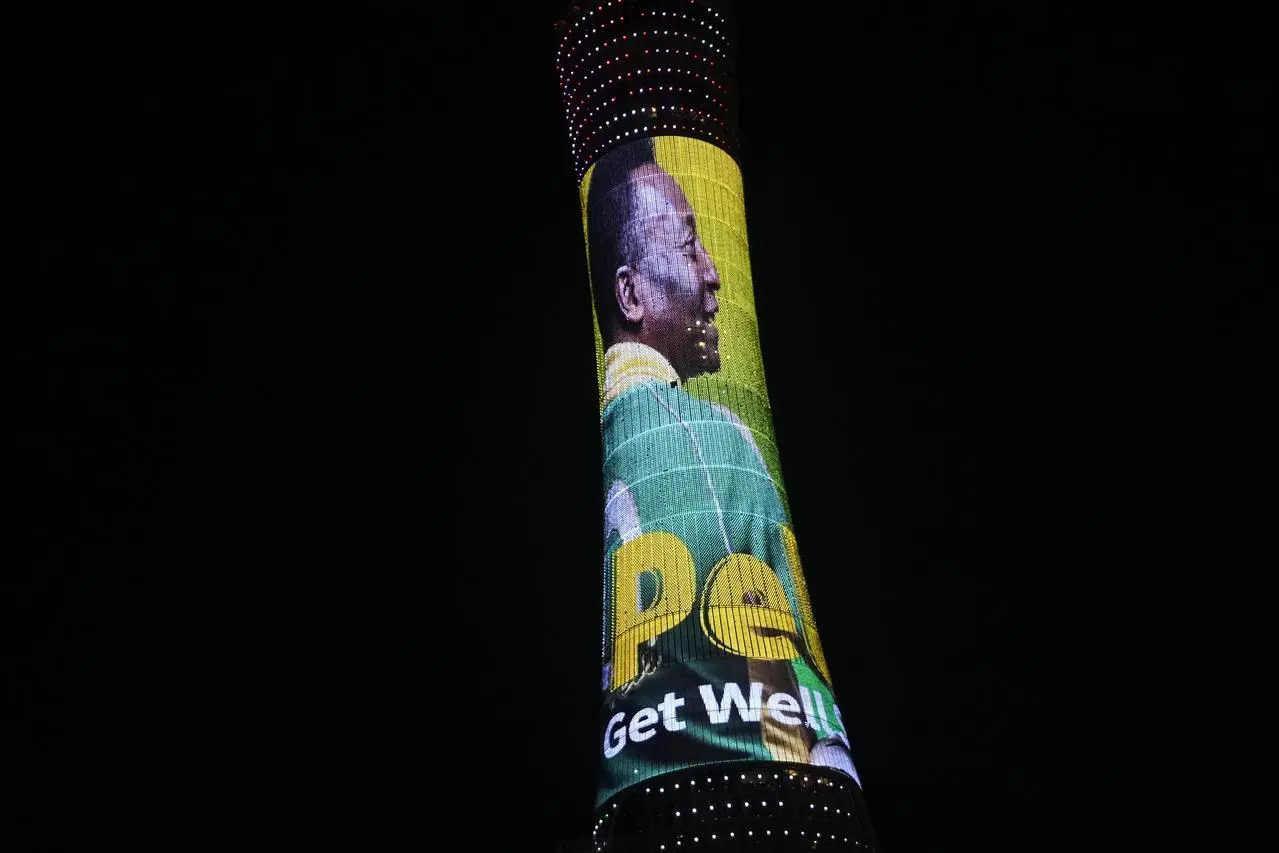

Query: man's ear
615,265,644,324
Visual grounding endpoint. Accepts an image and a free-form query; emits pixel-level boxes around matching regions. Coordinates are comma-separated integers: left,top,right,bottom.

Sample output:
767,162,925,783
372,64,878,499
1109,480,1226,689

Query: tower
554,2,879,849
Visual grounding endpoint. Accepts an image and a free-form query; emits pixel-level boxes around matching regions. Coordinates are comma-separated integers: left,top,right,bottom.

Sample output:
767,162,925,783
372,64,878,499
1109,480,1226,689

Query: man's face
626,163,722,380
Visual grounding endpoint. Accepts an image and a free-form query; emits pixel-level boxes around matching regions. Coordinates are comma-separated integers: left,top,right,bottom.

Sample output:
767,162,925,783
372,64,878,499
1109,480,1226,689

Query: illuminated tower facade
554,2,878,850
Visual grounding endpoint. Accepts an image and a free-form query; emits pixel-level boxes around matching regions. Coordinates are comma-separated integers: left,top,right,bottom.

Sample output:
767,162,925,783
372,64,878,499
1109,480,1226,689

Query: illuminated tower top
554,0,739,181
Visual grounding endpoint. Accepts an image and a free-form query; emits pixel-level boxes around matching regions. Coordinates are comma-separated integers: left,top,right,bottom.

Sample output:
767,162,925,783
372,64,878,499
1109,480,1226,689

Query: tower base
591,761,879,852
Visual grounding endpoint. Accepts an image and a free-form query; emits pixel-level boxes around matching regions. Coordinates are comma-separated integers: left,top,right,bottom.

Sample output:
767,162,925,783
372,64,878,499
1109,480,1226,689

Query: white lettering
603,712,627,758
657,691,686,732
629,707,659,742
698,681,764,724
765,691,802,725
798,686,818,730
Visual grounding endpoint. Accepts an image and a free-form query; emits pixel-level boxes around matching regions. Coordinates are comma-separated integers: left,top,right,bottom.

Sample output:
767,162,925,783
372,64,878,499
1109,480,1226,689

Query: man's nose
704,289,719,316
698,248,721,288
702,260,721,314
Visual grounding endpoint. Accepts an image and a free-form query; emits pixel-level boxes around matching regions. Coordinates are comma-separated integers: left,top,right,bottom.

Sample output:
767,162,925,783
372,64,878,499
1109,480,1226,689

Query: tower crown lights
554,0,737,181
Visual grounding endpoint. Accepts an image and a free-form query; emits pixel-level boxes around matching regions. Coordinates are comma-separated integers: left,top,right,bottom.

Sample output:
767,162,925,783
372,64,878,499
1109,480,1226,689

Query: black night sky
19,3,1269,851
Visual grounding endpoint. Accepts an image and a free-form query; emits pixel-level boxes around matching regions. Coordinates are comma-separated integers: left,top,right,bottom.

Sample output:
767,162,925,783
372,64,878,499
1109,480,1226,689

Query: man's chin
690,359,721,379
681,349,720,380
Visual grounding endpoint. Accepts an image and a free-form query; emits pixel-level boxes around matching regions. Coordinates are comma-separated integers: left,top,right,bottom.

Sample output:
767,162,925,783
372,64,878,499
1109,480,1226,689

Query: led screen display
582,136,861,807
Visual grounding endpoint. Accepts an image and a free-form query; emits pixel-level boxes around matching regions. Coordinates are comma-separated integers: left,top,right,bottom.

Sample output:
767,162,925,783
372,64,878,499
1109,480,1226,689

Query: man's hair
586,137,658,344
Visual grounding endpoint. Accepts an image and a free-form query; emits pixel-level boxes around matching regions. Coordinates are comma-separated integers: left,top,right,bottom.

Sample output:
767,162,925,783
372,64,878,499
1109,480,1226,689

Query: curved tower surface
554,2,879,850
